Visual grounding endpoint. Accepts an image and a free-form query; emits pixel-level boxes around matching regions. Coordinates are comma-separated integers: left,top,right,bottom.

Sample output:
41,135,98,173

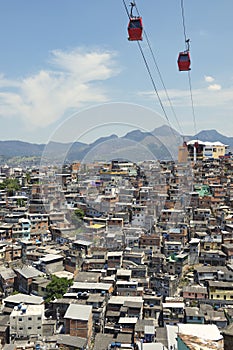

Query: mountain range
0,126,232,165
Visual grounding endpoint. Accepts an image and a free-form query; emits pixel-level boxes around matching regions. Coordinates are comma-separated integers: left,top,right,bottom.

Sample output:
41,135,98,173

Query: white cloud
50,49,117,81
0,74,20,88
204,75,215,83
203,76,221,92
207,84,222,91
142,85,233,108
0,48,119,127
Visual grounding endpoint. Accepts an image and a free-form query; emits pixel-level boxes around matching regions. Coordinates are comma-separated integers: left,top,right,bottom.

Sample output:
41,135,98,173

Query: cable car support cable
123,0,181,141
180,0,197,135
134,2,184,136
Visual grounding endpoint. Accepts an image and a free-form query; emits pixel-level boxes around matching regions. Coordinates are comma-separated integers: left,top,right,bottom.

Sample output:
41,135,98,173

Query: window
179,54,190,62
19,318,22,321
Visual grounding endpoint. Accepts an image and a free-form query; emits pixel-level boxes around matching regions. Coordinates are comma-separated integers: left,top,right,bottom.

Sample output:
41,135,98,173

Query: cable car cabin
177,51,191,71
128,17,143,41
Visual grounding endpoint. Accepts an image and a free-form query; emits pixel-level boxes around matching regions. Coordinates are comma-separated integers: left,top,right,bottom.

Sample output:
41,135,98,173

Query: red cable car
177,51,191,71
128,17,143,41
127,2,143,41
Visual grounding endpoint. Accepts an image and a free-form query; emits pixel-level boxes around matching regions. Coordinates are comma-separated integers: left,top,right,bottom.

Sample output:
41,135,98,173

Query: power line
181,0,188,44
122,0,131,18
180,0,197,135
135,6,184,136
137,41,174,132
122,0,180,141
188,71,197,135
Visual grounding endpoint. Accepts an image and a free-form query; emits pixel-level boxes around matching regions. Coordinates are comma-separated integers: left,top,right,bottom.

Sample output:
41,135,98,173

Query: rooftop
64,303,92,321
4,293,44,305
178,323,223,341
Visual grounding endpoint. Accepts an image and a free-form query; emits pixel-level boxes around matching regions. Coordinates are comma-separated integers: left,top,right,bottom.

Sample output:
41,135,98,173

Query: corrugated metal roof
64,303,92,321
4,293,43,305
14,265,41,279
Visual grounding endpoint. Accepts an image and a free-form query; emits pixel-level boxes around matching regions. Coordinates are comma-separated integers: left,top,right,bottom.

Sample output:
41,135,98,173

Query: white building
10,303,45,339
186,140,229,161
131,205,147,227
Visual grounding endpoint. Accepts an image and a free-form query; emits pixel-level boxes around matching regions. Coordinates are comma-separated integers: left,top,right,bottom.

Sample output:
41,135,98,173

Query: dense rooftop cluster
0,157,233,349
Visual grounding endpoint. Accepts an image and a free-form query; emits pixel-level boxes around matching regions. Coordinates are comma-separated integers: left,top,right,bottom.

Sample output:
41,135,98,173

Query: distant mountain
123,129,152,142
89,134,118,148
0,140,44,158
67,134,119,163
0,127,232,165
152,125,181,137
192,129,233,148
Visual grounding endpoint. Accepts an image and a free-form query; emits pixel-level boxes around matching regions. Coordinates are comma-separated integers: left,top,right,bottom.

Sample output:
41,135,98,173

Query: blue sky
0,0,233,144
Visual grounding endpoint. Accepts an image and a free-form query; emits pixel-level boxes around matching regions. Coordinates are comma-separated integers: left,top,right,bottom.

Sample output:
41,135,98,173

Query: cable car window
179,54,189,61
129,19,142,28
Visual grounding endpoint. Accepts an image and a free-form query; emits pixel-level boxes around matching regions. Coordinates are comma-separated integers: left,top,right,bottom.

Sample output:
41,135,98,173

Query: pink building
182,285,208,300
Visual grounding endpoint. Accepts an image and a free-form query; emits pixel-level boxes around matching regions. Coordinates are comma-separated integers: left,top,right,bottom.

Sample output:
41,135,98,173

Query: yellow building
185,140,229,161
208,281,233,301
203,141,228,159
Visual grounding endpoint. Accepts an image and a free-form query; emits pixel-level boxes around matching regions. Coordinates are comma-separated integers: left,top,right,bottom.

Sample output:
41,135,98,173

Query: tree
17,198,25,207
45,275,73,303
70,208,85,228
74,208,85,220
0,178,20,196
25,172,31,185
